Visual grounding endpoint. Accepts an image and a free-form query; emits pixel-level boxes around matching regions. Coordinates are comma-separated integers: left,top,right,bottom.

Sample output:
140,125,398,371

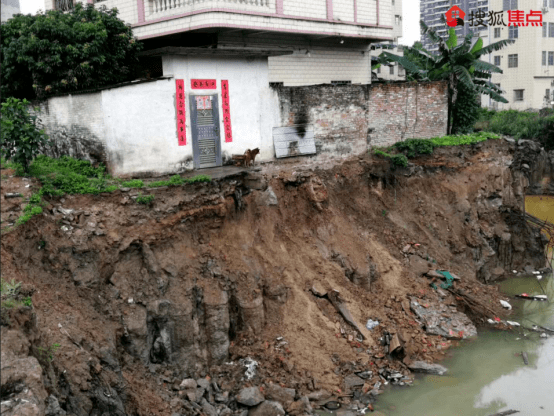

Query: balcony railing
147,0,273,19
55,0,74,11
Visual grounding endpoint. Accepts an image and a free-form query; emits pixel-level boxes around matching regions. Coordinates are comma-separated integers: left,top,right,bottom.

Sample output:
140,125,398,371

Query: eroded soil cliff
1,139,548,416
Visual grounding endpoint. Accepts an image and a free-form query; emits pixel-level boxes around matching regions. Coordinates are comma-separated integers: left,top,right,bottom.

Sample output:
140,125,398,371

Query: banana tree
378,20,515,134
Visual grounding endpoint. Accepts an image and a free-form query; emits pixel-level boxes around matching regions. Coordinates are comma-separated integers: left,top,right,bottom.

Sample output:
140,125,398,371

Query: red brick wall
275,81,448,161
367,81,448,147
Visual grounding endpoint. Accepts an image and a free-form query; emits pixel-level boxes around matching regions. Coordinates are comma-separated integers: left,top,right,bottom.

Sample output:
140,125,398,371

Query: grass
136,194,155,205
2,155,211,226
373,149,409,167
0,278,31,311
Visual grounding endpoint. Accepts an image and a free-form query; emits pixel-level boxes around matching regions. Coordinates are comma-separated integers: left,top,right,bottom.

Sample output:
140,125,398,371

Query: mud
0,138,548,415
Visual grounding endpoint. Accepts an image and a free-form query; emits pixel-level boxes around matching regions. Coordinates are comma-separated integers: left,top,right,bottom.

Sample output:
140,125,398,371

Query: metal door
189,94,222,169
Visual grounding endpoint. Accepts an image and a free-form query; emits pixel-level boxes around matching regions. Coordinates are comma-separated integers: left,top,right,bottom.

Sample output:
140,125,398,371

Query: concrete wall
37,77,447,176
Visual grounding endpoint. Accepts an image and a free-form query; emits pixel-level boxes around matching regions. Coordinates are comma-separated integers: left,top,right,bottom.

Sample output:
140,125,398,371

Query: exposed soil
0,139,549,416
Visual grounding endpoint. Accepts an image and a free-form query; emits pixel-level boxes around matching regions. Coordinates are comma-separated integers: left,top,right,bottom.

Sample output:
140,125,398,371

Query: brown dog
243,148,260,167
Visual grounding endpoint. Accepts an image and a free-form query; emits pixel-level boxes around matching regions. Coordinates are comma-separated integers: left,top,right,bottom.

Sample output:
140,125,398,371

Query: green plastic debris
430,270,455,290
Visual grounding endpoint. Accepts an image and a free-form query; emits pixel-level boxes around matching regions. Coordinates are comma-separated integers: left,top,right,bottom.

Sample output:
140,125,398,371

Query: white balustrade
147,0,272,19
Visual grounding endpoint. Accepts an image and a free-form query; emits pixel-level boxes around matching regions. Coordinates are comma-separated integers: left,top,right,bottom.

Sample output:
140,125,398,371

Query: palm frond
472,59,503,73
420,20,442,46
459,32,476,54
474,39,516,57
453,65,474,88
446,28,457,49
474,84,508,103
470,37,483,55
379,51,425,75
472,70,492,79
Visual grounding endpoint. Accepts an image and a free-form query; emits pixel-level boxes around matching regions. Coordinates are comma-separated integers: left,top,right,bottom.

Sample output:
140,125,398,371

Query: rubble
410,298,478,339
407,361,448,375
236,387,264,407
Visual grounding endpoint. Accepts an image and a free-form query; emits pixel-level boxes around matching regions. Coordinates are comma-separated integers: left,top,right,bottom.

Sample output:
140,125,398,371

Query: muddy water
319,196,554,416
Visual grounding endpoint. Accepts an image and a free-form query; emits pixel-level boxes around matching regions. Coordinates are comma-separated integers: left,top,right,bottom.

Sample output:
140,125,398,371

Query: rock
215,391,229,403
248,400,285,416
408,255,431,276
522,163,530,169
310,282,327,297
410,298,477,339
355,371,372,379
402,244,412,253
408,361,448,375
426,270,443,279
219,407,233,416
200,398,217,416
257,186,278,206
236,387,265,407
196,378,210,390
58,207,75,216
287,396,312,416
264,384,296,408
45,396,66,416
306,389,332,401
180,378,197,390
344,374,365,390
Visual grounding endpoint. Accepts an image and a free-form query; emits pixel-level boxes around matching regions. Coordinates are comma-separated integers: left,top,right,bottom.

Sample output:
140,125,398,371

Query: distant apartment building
420,0,489,51
485,0,554,110
1,0,20,22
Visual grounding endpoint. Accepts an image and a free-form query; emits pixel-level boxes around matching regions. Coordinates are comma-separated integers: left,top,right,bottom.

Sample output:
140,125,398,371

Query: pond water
319,196,554,416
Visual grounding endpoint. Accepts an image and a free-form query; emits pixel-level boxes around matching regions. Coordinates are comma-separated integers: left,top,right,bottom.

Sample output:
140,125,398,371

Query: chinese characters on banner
175,79,186,146
191,79,217,89
468,9,542,27
221,80,233,143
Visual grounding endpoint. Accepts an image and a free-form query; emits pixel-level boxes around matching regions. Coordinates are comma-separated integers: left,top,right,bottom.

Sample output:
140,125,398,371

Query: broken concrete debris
236,387,264,407
410,298,478,339
407,361,448,375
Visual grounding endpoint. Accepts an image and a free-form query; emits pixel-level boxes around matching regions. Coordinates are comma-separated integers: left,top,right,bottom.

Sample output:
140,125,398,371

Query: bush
1,3,142,100
16,192,44,225
373,149,408,168
136,194,155,205
29,155,117,195
121,179,144,188
0,98,49,173
394,139,436,158
451,83,481,134
478,108,554,149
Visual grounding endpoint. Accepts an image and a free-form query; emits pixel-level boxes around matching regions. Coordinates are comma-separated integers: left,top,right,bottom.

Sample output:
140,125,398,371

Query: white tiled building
45,0,401,86
1,0,20,23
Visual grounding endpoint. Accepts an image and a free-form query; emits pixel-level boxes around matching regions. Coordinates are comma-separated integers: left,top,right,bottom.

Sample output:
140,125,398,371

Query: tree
1,98,50,173
378,21,515,134
1,3,143,100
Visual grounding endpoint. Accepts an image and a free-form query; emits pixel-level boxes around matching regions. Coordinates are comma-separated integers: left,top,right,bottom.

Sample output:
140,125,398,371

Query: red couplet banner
221,80,233,143
191,79,217,89
175,79,186,146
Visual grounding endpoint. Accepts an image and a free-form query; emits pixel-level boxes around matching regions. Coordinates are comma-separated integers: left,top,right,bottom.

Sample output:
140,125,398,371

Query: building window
494,56,501,66
544,23,548,38
550,0,554,8
390,65,395,75
508,26,518,39
550,22,554,37
549,51,554,65
508,54,518,68
544,51,548,66
514,89,524,102
494,27,501,38
395,15,400,25
546,89,551,101
392,0,395,5
377,66,381,74
503,0,517,11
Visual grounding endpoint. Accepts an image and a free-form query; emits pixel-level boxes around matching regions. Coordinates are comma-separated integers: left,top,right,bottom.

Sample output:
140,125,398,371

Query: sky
20,0,421,46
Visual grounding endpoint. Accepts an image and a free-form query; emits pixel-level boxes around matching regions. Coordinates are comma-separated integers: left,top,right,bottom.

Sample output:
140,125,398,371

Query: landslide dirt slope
0,139,546,415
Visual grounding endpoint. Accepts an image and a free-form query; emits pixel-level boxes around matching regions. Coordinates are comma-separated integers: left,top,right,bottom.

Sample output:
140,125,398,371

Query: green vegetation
29,155,118,196
373,149,409,167
377,21,514,133
392,132,499,158
0,278,31,312
37,343,61,363
147,174,211,188
1,98,50,173
478,109,554,150
16,193,45,225
1,3,142,100
121,179,145,188
136,194,155,205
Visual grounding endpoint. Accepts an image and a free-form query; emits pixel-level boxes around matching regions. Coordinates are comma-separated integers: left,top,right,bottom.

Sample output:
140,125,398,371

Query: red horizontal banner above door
191,79,217,89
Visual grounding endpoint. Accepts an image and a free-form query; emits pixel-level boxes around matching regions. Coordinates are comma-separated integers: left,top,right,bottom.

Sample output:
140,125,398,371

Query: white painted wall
38,57,280,176
162,55,280,166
